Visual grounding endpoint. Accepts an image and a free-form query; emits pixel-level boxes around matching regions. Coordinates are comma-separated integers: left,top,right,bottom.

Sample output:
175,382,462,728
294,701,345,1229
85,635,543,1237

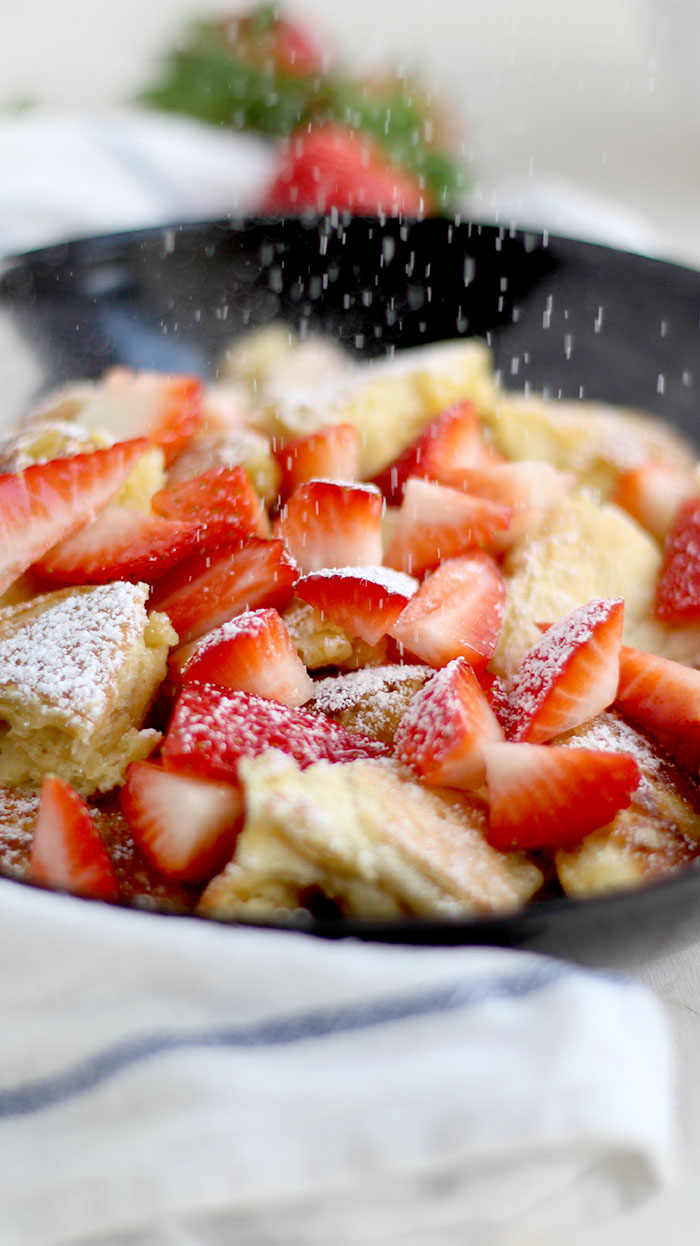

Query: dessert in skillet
1,327,700,923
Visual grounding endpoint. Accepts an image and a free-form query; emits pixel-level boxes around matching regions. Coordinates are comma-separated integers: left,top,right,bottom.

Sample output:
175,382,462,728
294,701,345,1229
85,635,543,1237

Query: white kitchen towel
0,877,674,1246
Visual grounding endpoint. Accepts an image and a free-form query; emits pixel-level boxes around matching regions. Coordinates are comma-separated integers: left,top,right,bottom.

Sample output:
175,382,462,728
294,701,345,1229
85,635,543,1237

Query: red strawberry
0,437,149,597
275,479,383,573
162,683,389,781
611,461,698,540
438,460,574,548
151,464,269,540
30,776,120,902
388,551,506,671
224,8,326,77
294,565,417,646
616,645,700,772
655,498,700,622
506,598,625,744
394,657,504,788
384,477,512,577
150,537,297,647
479,671,512,732
371,402,499,504
120,761,242,883
33,504,202,585
261,124,431,216
275,424,360,503
483,741,641,851
170,607,314,707
77,370,202,464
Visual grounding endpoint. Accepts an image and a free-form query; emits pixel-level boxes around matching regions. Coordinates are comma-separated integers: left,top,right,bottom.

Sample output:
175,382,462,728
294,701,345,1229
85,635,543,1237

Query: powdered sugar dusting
311,664,432,714
0,583,150,730
187,608,272,659
298,566,418,596
394,664,459,764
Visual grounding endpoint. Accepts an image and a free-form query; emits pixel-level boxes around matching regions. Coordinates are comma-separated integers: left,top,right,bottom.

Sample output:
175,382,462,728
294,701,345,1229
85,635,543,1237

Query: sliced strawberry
384,477,512,577
394,657,504,789
478,671,512,732
611,461,698,540
151,464,269,539
506,598,625,744
437,460,574,548
162,683,389,781
0,437,149,597
275,424,360,503
170,607,314,707
484,742,641,851
388,551,506,671
275,479,383,574
120,760,242,883
33,504,202,586
616,645,700,772
655,498,700,622
261,123,431,216
294,565,417,646
371,402,500,505
30,776,120,901
77,370,203,464
150,537,297,647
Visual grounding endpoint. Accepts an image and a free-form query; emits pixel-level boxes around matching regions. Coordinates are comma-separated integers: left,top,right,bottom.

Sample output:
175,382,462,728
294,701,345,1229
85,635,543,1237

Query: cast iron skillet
2,214,700,949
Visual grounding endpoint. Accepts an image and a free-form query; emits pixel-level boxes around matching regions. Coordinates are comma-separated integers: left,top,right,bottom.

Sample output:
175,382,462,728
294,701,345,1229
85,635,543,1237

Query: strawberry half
121,761,242,883
30,776,120,901
394,657,504,789
151,464,269,540
0,437,149,597
506,598,625,744
261,123,431,216
77,370,203,464
389,551,506,671
611,461,698,541
170,607,314,707
483,741,641,851
162,683,390,781
275,424,360,503
384,477,512,577
33,504,202,585
616,645,700,773
275,479,384,574
150,537,297,647
294,566,417,646
655,498,700,622
371,402,499,505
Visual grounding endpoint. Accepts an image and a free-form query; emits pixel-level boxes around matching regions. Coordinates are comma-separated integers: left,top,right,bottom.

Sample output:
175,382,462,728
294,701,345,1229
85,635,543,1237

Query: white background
2,0,700,264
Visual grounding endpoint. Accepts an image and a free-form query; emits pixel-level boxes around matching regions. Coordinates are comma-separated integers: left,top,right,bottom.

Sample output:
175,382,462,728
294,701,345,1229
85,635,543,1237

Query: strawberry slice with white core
34,504,202,585
506,598,625,744
150,537,297,647
275,423,360,502
275,479,383,573
384,477,512,577
0,437,149,597
437,460,574,549
655,498,700,622
389,551,506,671
162,683,389,781
170,607,314,707
151,464,269,539
483,741,641,851
394,657,505,789
371,401,500,504
121,761,242,883
30,776,120,901
611,461,699,541
75,369,203,464
616,645,700,773
294,565,418,646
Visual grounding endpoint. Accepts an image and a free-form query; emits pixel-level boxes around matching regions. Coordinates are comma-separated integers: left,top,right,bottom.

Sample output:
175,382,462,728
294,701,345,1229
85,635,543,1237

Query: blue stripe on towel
0,961,574,1119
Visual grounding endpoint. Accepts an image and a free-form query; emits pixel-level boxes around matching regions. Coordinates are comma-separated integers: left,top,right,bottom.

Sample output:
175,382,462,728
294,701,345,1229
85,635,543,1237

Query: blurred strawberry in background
139,2,469,215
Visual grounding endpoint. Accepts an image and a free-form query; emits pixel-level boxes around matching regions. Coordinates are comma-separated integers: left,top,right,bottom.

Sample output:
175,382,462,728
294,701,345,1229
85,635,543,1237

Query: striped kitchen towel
0,877,674,1246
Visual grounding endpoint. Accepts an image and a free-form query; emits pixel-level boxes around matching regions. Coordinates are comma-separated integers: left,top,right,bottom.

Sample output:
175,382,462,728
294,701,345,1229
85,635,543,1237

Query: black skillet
2,214,700,950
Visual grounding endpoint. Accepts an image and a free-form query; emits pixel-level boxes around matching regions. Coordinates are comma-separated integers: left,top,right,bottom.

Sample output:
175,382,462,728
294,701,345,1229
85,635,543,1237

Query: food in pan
1,326,700,924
